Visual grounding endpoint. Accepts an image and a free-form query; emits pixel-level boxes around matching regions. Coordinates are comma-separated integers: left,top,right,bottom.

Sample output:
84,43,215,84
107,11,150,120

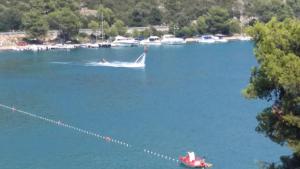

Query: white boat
111,36,139,47
198,35,216,43
213,34,228,43
239,35,252,41
87,43,99,48
140,36,161,46
50,44,75,49
161,34,186,45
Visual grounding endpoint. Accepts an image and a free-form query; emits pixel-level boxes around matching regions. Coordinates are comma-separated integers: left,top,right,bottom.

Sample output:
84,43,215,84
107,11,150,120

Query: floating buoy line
0,103,179,164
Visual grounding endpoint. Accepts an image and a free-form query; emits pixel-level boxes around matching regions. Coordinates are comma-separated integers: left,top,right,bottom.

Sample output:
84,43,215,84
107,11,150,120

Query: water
0,42,290,169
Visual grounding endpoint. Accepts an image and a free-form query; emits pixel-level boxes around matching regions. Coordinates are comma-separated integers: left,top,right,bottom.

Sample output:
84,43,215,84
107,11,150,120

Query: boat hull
111,42,138,47
179,157,213,168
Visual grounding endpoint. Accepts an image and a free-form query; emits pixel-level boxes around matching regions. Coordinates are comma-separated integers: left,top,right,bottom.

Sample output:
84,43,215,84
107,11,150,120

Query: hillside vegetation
0,0,299,40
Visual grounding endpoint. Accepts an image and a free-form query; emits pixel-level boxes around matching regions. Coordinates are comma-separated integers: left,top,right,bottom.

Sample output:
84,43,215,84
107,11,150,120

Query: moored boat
198,35,216,43
111,36,139,47
161,34,186,45
140,36,161,46
238,35,252,41
213,34,228,43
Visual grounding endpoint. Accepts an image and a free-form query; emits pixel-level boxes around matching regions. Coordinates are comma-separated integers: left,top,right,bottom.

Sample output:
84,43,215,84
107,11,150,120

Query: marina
0,34,252,52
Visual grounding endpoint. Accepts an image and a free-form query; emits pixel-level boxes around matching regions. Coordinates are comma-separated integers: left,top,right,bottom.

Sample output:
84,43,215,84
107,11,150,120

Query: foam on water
86,61,145,68
86,52,146,69
50,61,72,65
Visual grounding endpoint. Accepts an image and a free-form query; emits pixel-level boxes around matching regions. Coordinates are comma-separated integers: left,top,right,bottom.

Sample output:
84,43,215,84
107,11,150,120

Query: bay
0,42,290,169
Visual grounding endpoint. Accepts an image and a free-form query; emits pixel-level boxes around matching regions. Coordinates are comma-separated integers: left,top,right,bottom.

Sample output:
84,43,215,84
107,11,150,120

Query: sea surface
0,42,290,169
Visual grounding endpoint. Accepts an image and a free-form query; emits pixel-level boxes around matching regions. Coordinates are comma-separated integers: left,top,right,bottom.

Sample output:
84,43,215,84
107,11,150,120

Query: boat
98,42,111,48
85,43,99,48
198,35,216,43
213,34,228,43
111,36,139,47
50,44,75,50
179,152,213,168
185,38,199,43
161,34,186,45
238,35,252,41
140,36,161,46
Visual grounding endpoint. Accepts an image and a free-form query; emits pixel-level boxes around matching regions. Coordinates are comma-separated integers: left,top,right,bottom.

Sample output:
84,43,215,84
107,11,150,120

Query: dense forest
0,0,299,40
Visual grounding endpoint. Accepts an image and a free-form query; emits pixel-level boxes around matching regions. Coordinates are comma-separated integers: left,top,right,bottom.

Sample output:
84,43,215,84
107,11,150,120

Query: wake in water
50,61,72,65
86,52,146,69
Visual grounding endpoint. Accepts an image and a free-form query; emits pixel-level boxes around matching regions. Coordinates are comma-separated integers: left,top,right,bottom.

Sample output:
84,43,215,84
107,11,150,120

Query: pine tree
244,18,300,169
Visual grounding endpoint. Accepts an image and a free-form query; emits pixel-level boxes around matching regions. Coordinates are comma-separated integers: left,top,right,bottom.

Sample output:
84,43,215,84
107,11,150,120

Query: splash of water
86,53,146,69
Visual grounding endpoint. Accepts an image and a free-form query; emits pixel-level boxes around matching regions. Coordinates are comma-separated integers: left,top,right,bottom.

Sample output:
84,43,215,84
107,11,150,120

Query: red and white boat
179,152,213,168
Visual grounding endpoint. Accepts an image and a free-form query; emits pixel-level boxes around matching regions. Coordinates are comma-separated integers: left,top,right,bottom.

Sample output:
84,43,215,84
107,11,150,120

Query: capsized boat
179,152,213,168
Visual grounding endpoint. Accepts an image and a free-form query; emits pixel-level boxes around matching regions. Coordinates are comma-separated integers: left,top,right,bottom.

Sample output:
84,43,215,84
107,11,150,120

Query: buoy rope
0,103,179,163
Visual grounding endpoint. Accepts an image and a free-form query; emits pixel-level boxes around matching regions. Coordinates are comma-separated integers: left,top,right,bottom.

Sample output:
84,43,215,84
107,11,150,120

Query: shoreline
0,34,252,52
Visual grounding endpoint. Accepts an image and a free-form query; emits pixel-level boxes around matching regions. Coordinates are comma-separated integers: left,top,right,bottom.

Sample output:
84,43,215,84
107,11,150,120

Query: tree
131,29,140,38
108,26,118,37
97,5,115,25
287,0,300,18
244,18,300,169
196,16,208,34
205,7,231,34
246,0,295,23
88,20,99,33
48,8,81,41
111,19,127,36
128,1,157,26
176,26,196,37
141,29,151,38
0,8,23,31
129,9,145,26
148,7,162,25
228,19,241,35
102,21,110,39
163,0,182,23
22,10,49,40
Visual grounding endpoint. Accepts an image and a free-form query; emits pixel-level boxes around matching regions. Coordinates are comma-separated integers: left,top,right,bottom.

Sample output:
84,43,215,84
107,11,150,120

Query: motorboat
50,44,76,49
179,152,213,168
140,36,161,46
239,35,252,41
161,34,186,45
213,34,228,43
111,36,139,47
198,35,216,44
81,43,99,48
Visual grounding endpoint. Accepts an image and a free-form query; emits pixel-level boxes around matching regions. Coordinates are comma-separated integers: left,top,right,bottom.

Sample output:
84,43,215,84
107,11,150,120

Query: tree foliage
206,7,231,34
88,20,99,33
244,18,300,169
48,8,81,41
0,7,23,31
22,10,49,40
1,0,300,39
245,0,295,22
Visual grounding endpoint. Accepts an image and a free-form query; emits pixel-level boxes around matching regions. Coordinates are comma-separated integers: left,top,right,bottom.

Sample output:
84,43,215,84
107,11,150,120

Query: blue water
0,42,290,169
